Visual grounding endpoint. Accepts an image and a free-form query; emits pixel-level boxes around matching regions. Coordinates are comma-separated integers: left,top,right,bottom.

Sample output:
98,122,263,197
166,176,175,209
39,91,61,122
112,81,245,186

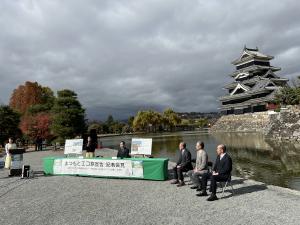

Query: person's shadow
167,171,268,199
219,183,267,199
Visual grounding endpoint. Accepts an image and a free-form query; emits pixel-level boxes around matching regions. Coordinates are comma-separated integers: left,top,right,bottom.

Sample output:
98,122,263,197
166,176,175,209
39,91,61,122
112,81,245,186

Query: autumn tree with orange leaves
19,113,53,140
9,81,55,141
9,81,54,114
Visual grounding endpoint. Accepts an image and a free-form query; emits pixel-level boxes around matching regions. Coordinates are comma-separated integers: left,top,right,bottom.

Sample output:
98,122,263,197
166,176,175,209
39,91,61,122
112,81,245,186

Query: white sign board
53,158,143,178
64,139,83,155
131,138,152,155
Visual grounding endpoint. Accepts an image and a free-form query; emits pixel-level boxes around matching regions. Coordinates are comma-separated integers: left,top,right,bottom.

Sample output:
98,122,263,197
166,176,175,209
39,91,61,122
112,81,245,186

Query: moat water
100,131,300,191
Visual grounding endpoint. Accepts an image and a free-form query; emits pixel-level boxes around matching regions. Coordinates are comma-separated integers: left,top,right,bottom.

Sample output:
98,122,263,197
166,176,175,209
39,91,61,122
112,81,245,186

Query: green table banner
43,157,169,181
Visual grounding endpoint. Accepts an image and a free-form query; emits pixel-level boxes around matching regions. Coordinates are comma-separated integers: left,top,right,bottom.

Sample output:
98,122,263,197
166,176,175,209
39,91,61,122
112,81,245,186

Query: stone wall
264,105,300,142
211,106,300,142
210,111,271,133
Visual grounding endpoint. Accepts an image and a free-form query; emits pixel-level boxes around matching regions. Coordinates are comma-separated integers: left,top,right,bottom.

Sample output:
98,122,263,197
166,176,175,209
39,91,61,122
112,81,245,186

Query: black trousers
172,166,189,181
201,173,229,194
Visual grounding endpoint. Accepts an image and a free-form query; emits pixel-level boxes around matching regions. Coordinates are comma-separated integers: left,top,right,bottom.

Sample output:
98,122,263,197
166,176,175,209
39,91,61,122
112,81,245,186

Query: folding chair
219,175,234,197
207,161,213,173
191,161,213,189
183,158,197,183
205,162,234,197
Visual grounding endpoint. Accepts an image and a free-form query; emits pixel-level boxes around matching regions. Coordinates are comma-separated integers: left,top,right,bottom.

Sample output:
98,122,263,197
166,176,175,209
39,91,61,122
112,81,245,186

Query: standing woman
5,137,17,169
85,136,97,158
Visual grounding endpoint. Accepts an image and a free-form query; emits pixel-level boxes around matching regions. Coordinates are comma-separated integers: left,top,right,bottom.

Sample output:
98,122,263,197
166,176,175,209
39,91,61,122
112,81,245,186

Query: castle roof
220,94,276,110
231,46,274,65
220,78,283,102
224,69,288,89
230,65,281,77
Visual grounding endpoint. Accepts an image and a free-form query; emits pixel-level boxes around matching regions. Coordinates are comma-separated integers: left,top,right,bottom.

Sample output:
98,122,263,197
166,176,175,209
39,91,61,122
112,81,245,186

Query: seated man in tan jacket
187,141,208,190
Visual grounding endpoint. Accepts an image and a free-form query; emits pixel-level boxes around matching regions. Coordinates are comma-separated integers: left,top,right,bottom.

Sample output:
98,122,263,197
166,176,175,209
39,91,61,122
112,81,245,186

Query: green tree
188,119,195,124
128,116,135,127
195,118,208,128
122,124,132,133
162,108,181,131
27,87,55,115
133,111,148,132
149,110,163,132
275,87,300,105
181,119,189,126
110,122,125,134
132,110,163,132
51,89,86,142
105,115,116,133
0,105,21,145
106,115,114,127
88,121,103,134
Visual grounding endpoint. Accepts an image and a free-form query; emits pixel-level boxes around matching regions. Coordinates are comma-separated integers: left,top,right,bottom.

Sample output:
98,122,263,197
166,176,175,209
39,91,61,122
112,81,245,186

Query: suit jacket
176,149,193,170
213,153,232,177
117,147,130,158
195,149,208,171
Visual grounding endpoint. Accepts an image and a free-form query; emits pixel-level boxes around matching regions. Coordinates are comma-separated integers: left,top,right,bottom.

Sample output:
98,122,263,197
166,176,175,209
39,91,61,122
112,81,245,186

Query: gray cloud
0,0,300,119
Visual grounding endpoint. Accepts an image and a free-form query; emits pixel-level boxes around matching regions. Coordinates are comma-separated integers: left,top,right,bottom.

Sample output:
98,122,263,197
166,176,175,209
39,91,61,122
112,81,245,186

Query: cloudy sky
1,0,300,120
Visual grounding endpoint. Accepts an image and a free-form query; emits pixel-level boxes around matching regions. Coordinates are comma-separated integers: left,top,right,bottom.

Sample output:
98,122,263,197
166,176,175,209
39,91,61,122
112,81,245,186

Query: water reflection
99,132,300,191
210,132,300,190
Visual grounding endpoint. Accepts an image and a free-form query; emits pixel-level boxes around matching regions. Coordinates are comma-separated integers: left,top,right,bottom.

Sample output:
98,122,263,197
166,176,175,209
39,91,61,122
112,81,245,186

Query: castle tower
219,47,289,115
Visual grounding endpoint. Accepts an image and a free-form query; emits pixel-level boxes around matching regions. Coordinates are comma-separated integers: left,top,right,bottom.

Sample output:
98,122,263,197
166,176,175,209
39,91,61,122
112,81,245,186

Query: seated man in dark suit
197,144,232,201
170,142,193,187
117,141,130,158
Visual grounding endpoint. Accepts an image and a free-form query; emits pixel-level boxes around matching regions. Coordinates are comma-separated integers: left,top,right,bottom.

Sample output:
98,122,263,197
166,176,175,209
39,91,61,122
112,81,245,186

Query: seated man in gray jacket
187,141,208,190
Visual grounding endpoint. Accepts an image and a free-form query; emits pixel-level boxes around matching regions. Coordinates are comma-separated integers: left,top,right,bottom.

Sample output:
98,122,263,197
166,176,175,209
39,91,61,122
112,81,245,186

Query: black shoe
207,194,218,201
170,179,179,184
176,181,185,187
190,185,198,189
196,188,201,191
196,191,208,197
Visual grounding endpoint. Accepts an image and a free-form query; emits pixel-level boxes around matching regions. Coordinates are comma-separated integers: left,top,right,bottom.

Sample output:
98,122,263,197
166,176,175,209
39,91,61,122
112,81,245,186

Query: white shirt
220,152,226,160
5,143,17,155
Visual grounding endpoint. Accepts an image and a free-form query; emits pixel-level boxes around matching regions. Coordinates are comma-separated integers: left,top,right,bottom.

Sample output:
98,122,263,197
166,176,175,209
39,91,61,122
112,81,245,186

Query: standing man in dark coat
197,144,232,201
85,136,97,158
170,142,193,187
117,141,130,158
35,136,43,151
